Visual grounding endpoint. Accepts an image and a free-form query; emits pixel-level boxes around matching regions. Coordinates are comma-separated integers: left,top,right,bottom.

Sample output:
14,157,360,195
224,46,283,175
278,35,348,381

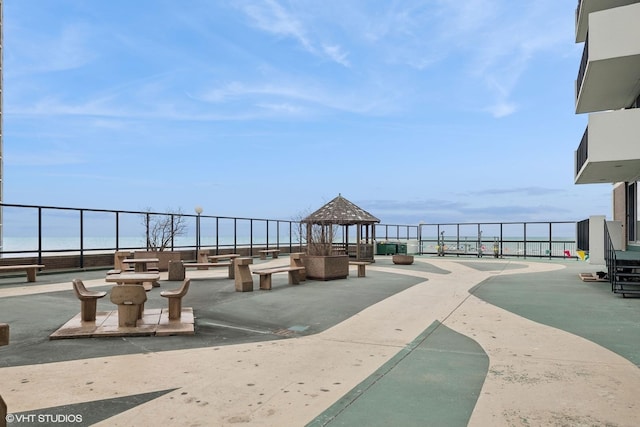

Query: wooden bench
182,261,234,279
72,279,107,322
349,261,370,277
252,266,306,290
0,264,45,282
259,249,281,260
160,279,191,320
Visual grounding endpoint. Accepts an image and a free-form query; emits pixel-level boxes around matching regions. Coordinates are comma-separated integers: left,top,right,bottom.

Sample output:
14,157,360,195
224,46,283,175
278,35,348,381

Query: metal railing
0,203,304,267
577,218,589,251
576,33,589,100
576,126,588,177
604,220,618,292
413,221,577,259
0,203,579,269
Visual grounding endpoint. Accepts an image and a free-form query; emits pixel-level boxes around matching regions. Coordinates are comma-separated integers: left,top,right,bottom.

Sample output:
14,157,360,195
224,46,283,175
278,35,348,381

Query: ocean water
0,235,577,258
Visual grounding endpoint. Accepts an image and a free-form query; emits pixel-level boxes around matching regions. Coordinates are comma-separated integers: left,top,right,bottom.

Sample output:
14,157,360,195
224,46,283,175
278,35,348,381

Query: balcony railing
576,126,589,176
577,218,589,250
576,0,583,25
576,34,589,100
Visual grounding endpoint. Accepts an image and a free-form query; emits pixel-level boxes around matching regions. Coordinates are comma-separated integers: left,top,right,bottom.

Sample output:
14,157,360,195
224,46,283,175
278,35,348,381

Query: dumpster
397,243,407,255
376,242,397,255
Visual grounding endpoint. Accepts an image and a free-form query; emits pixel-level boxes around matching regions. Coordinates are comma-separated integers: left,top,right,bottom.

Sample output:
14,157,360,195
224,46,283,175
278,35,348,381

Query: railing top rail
0,202,296,222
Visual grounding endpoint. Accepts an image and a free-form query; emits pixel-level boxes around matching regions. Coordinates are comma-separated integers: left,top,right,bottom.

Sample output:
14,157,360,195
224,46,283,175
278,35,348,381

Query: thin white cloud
7,23,96,75
322,44,350,67
235,0,350,67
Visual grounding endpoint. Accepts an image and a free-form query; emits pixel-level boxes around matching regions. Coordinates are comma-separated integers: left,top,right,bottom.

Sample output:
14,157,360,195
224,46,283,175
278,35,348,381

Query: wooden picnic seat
160,278,191,320
110,285,147,327
252,266,306,290
72,279,107,322
0,264,45,282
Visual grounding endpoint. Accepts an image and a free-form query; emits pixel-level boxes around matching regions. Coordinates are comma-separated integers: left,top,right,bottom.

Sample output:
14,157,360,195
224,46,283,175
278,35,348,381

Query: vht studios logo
5,413,83,424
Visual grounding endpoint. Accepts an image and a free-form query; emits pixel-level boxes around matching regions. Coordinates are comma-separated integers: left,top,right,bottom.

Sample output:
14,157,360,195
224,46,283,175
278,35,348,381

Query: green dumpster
376,242,397,255
397,243,407,254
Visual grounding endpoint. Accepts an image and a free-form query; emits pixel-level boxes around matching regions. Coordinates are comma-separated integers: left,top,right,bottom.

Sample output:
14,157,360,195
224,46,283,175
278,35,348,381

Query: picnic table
122,258,159,273
105,272,160,291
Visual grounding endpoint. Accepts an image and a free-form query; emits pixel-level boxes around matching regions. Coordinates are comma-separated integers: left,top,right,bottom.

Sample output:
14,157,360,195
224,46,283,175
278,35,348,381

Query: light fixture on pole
195,206,203,257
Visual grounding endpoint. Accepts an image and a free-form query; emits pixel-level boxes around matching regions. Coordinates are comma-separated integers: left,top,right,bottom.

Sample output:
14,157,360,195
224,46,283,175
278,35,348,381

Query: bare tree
293,210,338,256
141,208,187,251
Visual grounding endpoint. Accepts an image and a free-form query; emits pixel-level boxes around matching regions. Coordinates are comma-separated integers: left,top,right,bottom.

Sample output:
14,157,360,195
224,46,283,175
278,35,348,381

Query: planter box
392,254,414,265
303,255,349,281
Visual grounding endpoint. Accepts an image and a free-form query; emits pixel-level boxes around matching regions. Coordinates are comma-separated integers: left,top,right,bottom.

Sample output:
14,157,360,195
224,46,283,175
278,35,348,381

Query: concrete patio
0,255,639,426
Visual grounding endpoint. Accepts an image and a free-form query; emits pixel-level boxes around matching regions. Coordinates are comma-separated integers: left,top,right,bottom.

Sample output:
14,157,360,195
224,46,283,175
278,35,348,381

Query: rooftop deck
1,255,638,426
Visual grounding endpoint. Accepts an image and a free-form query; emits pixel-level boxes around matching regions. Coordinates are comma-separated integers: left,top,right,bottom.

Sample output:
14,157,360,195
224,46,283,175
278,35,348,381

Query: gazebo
301,194,380,262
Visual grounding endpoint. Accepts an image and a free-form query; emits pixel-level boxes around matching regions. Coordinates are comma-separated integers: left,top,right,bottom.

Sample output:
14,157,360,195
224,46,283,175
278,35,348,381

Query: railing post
250,219,254,256
80,209,84,269
38,207,43,265
115,211,120,251
215,217,220,255
524,223,528,258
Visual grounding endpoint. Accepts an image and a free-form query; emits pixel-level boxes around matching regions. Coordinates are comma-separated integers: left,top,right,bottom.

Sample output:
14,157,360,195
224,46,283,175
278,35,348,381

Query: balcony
575,2,640,114
575,108,640,184
575,0,640,43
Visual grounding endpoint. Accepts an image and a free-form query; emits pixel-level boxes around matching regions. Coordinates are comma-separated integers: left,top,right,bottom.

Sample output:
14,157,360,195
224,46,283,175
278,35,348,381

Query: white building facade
574,0,640,248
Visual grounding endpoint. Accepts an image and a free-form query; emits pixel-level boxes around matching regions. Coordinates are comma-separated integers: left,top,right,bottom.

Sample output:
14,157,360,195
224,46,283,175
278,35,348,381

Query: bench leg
228,263,235,279
234,265,253,292
272,252,279,259
26,268,37,282
358,265,366,277
259,274,272,290
288,270,300,285
80,300,98,322
260,253,266,260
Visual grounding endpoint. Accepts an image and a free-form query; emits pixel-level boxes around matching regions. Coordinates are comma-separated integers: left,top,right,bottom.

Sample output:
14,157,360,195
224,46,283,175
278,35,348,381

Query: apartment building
574,0,640,246
574,0,640,294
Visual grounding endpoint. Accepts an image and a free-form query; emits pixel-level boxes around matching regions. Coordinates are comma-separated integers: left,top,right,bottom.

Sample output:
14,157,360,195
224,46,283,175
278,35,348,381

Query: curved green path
308,321,489,427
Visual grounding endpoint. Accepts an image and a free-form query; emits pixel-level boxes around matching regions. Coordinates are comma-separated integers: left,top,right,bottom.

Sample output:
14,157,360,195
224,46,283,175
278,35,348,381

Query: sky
2,0,613,226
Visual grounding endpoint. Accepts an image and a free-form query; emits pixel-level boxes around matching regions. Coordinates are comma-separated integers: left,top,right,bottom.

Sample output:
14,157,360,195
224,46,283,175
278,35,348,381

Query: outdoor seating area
3,254,639,426
52,275,195,339
3,252,640,426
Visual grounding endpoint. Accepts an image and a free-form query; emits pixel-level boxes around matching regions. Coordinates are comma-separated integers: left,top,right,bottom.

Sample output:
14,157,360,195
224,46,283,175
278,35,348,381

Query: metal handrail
604,221,617,292
576,127,588,176
0,203,579,267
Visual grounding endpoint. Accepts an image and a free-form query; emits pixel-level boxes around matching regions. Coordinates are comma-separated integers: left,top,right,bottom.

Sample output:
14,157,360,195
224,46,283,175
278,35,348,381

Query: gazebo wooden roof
301,194,380,225
301,194,379,261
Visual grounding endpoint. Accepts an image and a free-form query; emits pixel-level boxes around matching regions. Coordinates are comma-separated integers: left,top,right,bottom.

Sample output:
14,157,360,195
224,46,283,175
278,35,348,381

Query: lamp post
195,206,203,258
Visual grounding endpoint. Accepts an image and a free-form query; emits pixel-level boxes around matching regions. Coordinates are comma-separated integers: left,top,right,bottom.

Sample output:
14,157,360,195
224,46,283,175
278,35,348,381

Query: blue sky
3,0,612,225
